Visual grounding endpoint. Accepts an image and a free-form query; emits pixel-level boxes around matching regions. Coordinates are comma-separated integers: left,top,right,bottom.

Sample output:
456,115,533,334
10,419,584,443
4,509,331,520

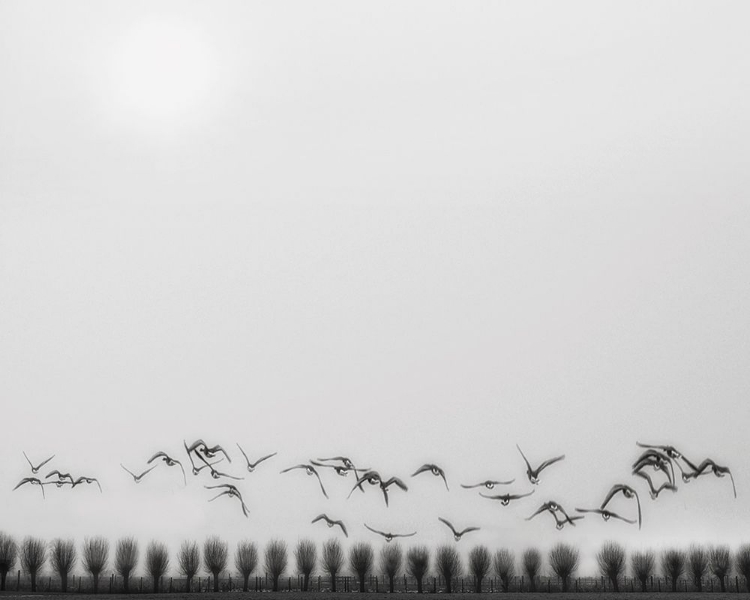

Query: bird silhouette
632,449,675,484
236,444,277,473
364,524,416,542
72,476,102,493
45,470,75,486
479,490,535,505
438,517,480,541
675,458,736,498
600,484,642,529
461,479,515,490
186,439,232,463
311,514,348,537
633,470,677,499
13,477,50,498
349,471,407,507
23,451,55,474
636,442,698,469
525,500,571,521
280,464,328,498
205,484,249,517
516,445,565,484
575,507,637,524
551,511,584,530
311,460,361,477
148,452,187,485
195,452,243,481
121,464,157,483
183,440,224,475
411,464,449,491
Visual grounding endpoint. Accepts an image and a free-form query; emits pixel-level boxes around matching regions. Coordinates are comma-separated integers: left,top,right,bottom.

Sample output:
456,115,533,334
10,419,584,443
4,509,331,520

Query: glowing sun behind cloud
110,19,214,124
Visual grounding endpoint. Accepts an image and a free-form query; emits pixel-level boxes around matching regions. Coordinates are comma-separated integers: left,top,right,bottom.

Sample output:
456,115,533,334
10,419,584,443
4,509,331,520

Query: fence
4,570,748,593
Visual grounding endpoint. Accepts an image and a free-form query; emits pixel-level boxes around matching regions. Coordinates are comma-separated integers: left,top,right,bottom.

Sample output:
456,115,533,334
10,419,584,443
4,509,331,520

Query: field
0,594,747,600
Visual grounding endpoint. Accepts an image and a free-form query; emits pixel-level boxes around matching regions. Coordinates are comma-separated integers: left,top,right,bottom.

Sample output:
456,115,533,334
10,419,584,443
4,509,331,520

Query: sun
111,19,214,123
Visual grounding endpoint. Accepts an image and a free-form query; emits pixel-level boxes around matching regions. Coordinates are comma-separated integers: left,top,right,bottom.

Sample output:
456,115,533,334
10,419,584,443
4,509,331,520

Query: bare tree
735,545,750,593
597,541,626,592
145,541,170,593
469,545,491,593
322,539,344,593
493,549,515,593
688,545,709,591
82,537,109,593
380,543,402,593
21,536,46,592
178,541,200,593
709,545,732,592
264,539,288,592
115,537,139,594
295,539,317,592
203,536,228,592
235,541,258,592
406,546,430,594
0,533,18,591
522,548,542,592
548,543,579,592
661,549,685,593
349,542,374,593
435,545,462,594
50,539,77,593
631,550,655,592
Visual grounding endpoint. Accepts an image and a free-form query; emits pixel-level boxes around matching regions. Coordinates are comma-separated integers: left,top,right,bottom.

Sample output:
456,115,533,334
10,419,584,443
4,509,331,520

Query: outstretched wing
384,477,408,491
438,517,457,536
411,464,432,477
536,454,566,473
458,526,480,536
310,467,328,499
147,451,168,464
336,521,349,538
37,455,55,470
250,452,277,468
516,445,532,471
395,531,417,538
311,514,327,525
364,523,387,537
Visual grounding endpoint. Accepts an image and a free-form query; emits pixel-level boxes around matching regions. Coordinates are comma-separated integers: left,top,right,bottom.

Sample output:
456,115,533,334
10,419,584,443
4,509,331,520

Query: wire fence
4,571,749,594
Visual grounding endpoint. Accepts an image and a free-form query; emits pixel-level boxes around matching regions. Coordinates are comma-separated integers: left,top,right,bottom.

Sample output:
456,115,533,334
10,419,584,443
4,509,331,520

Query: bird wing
411,464,432,477
120,464,136,478
37,455,55,469
311,514,327,524
336,521,349,537
438,517,457,535
216,470,243,481
510,490,535,500
611,511,637,524
13,478,34,490
600,484,625,509
147,451,167,464
525,504,549,520
139,464,158,478
536,454,566,473
365,523,387,537
236,443,250,465
461,483,481,489
186,439,207,453
385,477,408,491
438,469,450,491
212,445,232,463
250,452,277,468
45,470,62,479
516,445,532,471
280,464,306,474
395,532,417,538
311,468,329,499
22,451,33,469
459,527,480,535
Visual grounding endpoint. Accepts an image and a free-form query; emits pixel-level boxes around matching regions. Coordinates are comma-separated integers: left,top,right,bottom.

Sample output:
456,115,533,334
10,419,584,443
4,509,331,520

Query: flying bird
205,484,249,517
183,440,224,475
236,444,277,473
479,490,535,505
311,514,348,537
121,464,158,484
516,445,565,485
525,501,572,521
23,451,55,474
411,464,449,491
13,477,50,498
636,442,697,468
195,452,243,481
633,470,677,499
72,476,102,493
280,464,328,498
675,458,736,498
461,479,515,490
311,460,359,477
551,511,584,530
600,484,642,529
45,470,75,486
349,471,407,507
438,517,480,541
186,439,232,463
632,450,675,484
364,524,416,543
575,507,637,524
148,452,187,485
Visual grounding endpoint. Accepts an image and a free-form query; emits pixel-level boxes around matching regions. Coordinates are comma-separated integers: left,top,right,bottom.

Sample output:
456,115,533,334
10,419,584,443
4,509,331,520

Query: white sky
1,0,750,578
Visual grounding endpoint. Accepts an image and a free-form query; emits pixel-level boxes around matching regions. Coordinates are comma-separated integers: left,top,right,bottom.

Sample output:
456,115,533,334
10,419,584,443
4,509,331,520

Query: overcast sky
1,1,750,577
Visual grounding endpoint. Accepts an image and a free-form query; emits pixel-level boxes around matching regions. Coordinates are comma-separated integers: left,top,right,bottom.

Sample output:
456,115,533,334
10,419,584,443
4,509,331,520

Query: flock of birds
13,440,736,541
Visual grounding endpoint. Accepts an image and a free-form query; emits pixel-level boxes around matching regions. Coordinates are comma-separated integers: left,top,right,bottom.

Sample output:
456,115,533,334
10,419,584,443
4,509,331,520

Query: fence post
78,576,82,593
318,575,321,592
462,577,464,593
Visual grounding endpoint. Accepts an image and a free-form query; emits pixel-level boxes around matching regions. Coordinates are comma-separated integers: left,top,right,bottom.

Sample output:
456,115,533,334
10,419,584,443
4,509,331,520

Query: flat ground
0,594,745,599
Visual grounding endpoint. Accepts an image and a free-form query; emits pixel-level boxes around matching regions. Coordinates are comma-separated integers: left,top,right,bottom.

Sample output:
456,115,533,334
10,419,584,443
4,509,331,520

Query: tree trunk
611,576,619,592
61,573,68,593
501,576,509,593
186,576,192,593
695,577,702,592
213,571,220,592
529,577,536,592
123,574,130,594
272,575,279,592
671,577,678,593
475,576,483,593
359,574,366,592
562,576,569,592
303,573,309,592
31,574,37,592
0,571,6,591
445,577,452,594
639,577,647,592
93,573,100,594
388,575,395,593
719,577,726,593
243,574,249,592
153,576,160,593
416,577,423,594
330,573,337,592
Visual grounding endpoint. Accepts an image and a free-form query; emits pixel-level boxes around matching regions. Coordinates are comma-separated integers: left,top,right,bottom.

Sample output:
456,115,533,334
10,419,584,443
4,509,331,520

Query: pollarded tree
82,537,109,593
597,541,626,592
264,539,288,592
493,549,515,593
178,541,200,592
522,548,542,592
709,545,732,592
548,543,579,592
631,550,655,592
50,538,77,593
688,544,709,591
203,536,228,593
661,549,685,593
380,543,402,593
469,545,491,593
21,536,46,592
146,541,170,593
235,541,258,592
406,546,430,594
735,545,750,593
322,539,344,592
349,542,374,593
0,533,18,591
115,537,139,594
435,545,462,594
295,539,317,592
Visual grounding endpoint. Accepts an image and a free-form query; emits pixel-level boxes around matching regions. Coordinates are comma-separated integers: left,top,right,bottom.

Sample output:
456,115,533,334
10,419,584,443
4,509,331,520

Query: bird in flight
675,458,736,498
186,439,232,463
121,464,157,484
183,440,224,476
551,511,584,530
236,444,277,473
311,514,348,537
516,445,565,485
205,484,249,517
438,517,480,541
364,524,416,543
195,452,243,481
636,441,697,467
13,477,50,498
633,470,677,499
45,470,75,486
280,464,328,498
411,464,450,491
461,479,515,490
23,451,55,474
480,490,535,505
148,452,187,485
525,500,572,521
632,449,675,484
349,471,408,507
575,507,637,525
600,484,642,529
72,476,102,493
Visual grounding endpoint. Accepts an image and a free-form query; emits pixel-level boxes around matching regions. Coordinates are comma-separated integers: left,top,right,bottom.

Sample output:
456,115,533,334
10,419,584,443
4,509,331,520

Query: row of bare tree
1,532,750,594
